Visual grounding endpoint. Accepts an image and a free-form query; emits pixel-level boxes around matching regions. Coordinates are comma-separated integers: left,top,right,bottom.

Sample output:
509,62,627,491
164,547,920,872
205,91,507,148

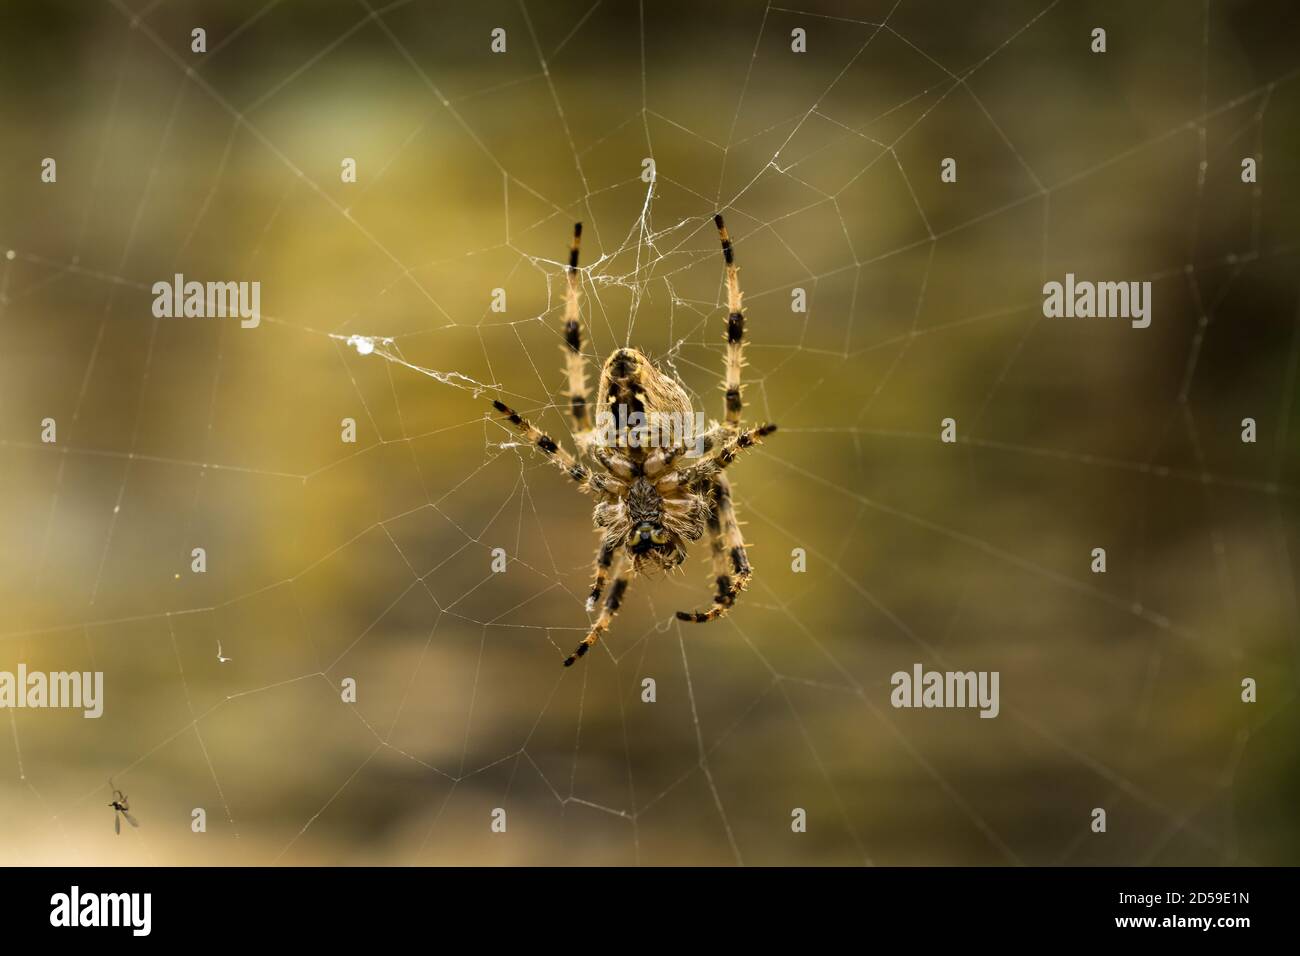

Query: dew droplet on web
346,334,376,356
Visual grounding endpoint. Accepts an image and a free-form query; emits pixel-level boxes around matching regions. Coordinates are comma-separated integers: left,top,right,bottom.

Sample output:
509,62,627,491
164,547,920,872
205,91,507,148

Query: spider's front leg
565,551,632,666
676,472,750,623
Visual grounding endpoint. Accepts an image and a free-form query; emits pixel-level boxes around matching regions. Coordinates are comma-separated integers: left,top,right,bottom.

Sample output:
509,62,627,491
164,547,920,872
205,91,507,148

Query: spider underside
489,216,775,666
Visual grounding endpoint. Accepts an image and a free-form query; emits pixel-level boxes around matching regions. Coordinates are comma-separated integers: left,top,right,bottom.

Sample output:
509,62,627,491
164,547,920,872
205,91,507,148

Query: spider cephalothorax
488,216,775,666
600,473,709,573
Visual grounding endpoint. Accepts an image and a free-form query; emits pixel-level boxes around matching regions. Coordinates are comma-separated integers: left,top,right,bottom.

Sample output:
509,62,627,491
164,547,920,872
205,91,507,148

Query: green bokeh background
0,0,1297,865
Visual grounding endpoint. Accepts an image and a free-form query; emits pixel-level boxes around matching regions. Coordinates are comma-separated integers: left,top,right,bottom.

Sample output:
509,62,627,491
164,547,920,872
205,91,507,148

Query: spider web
0,0,1298,865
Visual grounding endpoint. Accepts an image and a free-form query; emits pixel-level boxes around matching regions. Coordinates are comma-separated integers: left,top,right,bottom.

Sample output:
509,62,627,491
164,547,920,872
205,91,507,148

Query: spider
488,215,776,666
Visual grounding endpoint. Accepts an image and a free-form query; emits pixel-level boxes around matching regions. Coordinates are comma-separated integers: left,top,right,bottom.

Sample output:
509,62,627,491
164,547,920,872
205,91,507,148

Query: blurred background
0,0,1297,865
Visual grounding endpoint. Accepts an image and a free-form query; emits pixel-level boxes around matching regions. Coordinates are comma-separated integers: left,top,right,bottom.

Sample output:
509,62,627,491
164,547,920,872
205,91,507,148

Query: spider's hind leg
676,472,750,623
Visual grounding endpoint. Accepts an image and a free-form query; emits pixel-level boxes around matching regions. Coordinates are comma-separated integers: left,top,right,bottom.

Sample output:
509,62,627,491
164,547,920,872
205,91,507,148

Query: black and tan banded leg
677,472,750,623
566,551,632,666
675,422,776,490
700,486,733,613
490,399,615,495
714,214,746,432
561,222,594,443
715,422,776,469
585,539,616,611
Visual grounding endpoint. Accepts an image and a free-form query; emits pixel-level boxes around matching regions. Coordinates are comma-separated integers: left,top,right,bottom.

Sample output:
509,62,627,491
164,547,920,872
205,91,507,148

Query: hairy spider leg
714,422,776,468
670,423,777,490
677,472,753,622
715,214,746,432
489,399,616,495
586,539,616,611
561,222,595,443
565,551,632,666
674,423,776,623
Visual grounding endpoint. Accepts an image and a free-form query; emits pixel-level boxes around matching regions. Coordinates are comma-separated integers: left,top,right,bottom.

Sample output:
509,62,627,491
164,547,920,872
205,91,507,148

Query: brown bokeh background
0,0,1297,865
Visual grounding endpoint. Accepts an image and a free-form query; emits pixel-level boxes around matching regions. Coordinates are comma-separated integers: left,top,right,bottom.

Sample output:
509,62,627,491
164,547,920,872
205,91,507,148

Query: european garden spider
489,216,776,666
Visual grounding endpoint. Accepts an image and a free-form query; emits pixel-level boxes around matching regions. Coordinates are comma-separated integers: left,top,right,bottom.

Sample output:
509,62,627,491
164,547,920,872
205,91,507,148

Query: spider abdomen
596,348,693,451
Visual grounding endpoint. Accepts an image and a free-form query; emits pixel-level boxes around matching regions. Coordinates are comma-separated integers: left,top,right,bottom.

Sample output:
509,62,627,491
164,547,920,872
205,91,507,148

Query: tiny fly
108,779,139,835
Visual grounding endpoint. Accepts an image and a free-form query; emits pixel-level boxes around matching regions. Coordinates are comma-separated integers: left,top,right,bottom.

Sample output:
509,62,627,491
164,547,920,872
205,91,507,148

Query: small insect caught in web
108,779,140,835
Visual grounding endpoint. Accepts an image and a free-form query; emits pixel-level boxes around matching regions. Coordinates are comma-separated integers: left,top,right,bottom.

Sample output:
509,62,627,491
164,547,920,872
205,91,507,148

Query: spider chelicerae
489,215,776,667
